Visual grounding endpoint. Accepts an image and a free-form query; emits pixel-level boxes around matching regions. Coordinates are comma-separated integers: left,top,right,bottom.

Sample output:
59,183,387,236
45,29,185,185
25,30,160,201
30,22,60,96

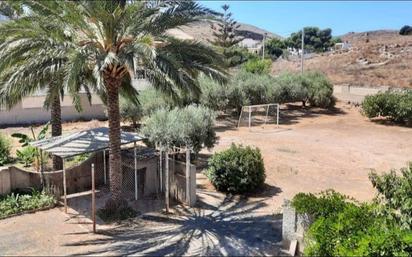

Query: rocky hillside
271,30,412,88
168,19,280,44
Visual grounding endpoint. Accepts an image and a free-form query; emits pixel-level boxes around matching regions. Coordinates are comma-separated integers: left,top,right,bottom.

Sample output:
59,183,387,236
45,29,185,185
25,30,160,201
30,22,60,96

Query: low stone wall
0,152,106,196
282,199,313,254
333,84,390,104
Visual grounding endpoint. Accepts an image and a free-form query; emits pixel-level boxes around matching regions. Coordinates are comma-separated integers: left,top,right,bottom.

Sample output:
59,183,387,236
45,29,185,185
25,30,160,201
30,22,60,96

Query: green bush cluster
292,163,412,256
199,70,335,113
0,133,11,166
141,105,216,154
362,90,412,125
369,162,412,230
206,144,266,193
242,58,272,74
0,189,56,219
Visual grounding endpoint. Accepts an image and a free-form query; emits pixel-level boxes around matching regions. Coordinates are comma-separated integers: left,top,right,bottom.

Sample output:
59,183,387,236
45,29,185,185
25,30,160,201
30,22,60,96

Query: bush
293,191,412,256
303,71,336,108
206,144,266,193
242,58,272,74
198,74,229,111
119,97,142,127
141,105,216,154
138,88,175,116
271,72,335,108
400,25,412,35
0,189,56,219
16,146,37,167
0,133,11,166
362,90,412,124
369,162,412,230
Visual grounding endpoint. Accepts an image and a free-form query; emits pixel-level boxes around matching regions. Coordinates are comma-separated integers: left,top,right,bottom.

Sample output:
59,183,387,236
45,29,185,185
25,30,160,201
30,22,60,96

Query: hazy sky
200,1,412,37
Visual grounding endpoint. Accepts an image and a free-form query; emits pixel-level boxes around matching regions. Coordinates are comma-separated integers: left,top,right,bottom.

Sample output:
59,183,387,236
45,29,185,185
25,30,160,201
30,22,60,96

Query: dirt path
204,102,412,211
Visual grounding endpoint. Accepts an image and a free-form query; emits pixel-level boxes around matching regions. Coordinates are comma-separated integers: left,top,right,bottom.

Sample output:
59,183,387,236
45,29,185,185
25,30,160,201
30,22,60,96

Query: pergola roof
30,127,145,159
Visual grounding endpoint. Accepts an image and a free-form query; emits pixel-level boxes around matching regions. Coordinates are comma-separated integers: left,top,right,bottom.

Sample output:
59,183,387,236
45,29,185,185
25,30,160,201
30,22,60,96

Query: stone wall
282,199,313,254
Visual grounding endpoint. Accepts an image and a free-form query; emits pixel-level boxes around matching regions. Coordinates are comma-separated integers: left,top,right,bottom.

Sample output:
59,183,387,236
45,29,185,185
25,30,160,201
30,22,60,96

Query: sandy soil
202,102,412,210
2,101,411,211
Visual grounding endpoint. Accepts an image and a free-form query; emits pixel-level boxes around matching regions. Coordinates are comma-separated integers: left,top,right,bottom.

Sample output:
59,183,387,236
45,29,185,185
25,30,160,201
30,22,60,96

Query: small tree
141,105,216,154
119,97,142,128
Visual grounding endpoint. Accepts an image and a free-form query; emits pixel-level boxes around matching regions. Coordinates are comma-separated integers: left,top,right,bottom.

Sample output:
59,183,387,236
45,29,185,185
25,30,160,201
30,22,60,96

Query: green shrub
119,97,142,127
369,163,412,230
206,144,266,193
303,71,336,108
141,105,216,154
0,133,11,166
293,190,412,256
198,74,229,111
16,146,37,167
242,58,272,74
271,72,335,108
362,90,412,124
138,88,174,116
292,190,353,219
0,189,56,219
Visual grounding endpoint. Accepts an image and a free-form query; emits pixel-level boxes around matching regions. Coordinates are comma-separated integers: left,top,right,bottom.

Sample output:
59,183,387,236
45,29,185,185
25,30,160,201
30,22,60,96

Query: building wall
0,93,106,126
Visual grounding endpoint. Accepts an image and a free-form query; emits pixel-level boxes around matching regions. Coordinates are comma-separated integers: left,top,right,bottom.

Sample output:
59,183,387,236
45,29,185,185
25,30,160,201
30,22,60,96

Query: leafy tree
141,105,216,154
210,4,247,67
287,27,334,53
242,58,272,74
265,38,286,59
1,0,227,204
400,25,412,35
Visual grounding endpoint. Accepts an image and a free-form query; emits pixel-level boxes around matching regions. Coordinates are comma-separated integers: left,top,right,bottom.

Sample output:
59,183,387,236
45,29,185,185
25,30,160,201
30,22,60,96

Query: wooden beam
91,163,96,233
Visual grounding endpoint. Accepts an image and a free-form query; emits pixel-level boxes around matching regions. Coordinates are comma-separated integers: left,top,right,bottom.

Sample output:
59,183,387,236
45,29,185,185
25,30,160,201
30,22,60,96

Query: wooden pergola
31,127,145,232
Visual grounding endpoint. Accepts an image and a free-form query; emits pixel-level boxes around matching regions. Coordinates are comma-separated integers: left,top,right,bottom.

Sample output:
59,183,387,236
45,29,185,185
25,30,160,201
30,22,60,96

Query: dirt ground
204,102,412,211
2,101,411,210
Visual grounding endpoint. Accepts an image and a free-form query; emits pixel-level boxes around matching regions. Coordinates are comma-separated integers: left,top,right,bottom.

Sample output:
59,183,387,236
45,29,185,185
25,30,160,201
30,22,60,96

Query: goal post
237,103,280,129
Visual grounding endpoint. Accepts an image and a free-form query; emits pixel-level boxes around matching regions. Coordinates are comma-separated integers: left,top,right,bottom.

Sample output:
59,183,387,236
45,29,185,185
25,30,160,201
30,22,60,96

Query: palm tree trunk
105,78,123,202
51,95,63,170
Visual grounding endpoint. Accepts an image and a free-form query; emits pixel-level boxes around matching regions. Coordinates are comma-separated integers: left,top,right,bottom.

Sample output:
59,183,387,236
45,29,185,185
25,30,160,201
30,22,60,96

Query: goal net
237,103,280,129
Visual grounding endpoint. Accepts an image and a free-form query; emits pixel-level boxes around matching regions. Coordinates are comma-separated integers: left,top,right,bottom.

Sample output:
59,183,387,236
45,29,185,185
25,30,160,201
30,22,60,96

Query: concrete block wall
0,93,106,125
282,199,313,254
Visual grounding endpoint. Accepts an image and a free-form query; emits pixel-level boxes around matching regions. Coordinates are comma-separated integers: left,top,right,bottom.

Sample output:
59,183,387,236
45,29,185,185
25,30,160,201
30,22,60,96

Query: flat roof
30,127,145,159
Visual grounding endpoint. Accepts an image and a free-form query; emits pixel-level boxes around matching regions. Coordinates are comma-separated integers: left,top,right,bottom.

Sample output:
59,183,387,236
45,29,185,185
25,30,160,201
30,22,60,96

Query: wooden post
91,163,96,233
103,150,107,185
165,150,169,213
277,104,280,128
134,142,138,201
185,148,191,205
159,149,163,193
248,106,252,130
62,159,67,214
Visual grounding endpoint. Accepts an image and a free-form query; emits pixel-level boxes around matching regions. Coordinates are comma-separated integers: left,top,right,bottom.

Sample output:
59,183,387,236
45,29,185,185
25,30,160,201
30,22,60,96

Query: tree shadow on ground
368,118,412,128
213,104,347,132
279,104,346,126
64,191,284,256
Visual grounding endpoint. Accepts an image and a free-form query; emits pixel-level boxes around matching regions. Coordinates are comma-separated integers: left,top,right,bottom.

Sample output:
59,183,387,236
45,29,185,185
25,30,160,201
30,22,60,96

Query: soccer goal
237,103,280,129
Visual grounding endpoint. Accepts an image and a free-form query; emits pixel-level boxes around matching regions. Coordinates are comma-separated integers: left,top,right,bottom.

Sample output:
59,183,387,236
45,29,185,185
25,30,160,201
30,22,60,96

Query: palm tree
6,0,227,203
0,13,93,170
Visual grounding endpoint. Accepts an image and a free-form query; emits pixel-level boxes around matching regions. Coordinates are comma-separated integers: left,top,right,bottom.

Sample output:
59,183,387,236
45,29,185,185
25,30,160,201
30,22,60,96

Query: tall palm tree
0,13,92,170
4,0,227,203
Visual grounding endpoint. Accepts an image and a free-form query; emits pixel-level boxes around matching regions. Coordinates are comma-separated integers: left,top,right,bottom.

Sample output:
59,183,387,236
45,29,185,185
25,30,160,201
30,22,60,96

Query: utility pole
301,28,304,74
262,32,267,60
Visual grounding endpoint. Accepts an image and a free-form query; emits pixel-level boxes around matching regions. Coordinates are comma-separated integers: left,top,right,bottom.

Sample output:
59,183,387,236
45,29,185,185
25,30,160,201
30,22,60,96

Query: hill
168,19,280,44
271,30,412,88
